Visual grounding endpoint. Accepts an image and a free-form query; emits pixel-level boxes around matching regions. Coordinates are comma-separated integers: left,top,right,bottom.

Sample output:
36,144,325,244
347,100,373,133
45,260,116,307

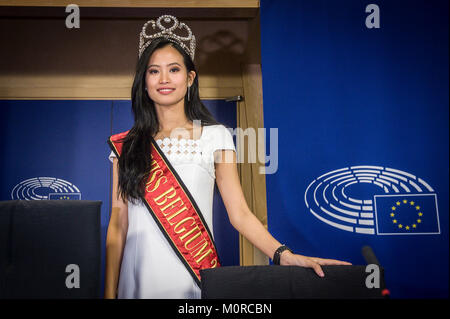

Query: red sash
108,131,220,286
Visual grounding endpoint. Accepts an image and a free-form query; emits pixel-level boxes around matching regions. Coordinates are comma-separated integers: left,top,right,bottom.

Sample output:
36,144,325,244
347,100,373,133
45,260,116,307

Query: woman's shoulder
109,130,130,142
202,123,235,151
108,130,130,152
203,123,232,136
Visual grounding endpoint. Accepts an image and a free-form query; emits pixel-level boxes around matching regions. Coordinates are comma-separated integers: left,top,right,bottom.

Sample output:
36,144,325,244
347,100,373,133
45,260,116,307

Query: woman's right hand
280,250,352,277
104,157,128,300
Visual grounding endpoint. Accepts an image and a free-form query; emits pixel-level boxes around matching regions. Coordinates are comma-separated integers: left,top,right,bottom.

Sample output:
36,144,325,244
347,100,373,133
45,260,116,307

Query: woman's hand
280,250,352,277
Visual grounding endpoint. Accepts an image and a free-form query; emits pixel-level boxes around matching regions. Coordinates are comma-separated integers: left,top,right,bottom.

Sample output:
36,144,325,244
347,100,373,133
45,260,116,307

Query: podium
0,200,102,299
200,265,386,299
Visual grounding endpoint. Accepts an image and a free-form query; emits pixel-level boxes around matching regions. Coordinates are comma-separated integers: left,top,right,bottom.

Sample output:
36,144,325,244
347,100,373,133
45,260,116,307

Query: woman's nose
159,71,169,83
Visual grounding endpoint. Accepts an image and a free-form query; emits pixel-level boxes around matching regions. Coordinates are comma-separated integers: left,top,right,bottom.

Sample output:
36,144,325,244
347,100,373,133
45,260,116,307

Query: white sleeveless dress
108,124,236,299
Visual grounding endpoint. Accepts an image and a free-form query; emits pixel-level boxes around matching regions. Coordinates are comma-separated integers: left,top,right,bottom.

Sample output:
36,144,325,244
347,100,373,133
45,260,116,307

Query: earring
187,86,190,101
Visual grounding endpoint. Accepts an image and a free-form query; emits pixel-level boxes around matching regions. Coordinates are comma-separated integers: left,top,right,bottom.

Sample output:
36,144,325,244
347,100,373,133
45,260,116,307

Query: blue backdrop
0,98,239,296
260,0,448,298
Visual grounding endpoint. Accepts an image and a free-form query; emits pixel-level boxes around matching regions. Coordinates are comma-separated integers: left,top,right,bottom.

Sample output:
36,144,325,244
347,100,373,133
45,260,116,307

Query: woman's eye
148,68,179,74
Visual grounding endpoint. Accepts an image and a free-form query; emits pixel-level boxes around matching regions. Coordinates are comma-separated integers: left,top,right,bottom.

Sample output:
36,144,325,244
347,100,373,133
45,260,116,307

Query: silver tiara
138,15,196,61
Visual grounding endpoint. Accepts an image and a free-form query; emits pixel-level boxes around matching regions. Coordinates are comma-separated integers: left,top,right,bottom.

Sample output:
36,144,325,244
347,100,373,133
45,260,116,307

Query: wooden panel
0,75,243,99
237,63,268,266
0,6,258,19
0,0,259,8
0,17,251,99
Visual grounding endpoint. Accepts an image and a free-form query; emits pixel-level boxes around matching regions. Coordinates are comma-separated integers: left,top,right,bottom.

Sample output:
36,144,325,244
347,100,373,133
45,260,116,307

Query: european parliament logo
11,177,81,201
304,166,440,235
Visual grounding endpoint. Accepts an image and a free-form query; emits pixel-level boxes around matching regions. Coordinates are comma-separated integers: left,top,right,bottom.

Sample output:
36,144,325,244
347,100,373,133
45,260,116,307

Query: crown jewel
139,15,196,61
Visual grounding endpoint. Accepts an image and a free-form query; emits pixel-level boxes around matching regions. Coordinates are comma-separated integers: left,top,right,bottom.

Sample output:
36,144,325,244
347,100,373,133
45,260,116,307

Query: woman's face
145,45,195,107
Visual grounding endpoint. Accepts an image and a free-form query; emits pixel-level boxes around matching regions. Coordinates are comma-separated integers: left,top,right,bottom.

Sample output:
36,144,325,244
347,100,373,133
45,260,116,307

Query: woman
105,16,351,299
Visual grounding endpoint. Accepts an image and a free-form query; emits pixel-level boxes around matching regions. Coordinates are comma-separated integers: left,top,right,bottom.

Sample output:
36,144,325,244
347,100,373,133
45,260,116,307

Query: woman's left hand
280,250,352,277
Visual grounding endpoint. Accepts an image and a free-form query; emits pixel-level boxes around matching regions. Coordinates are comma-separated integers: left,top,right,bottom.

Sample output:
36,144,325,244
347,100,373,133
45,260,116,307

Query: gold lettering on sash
154,186,177,205
147,146,218,270
150,159,158,169
166,206,188,225
184,230,203,250
174,217,196,234
147,175,168,193
147,160,162,184
160,196,184,214
146,160,170,193
195,249,213,263
192,241,213,263
179,225,200,241
210,258,218,268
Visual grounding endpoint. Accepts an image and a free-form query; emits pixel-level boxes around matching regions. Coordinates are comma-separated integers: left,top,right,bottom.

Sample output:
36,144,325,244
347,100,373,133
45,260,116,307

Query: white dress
108,124,236,299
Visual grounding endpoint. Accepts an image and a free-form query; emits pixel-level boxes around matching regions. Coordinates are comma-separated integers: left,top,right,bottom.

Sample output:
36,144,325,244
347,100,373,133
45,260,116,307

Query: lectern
0,200,102,299
200,265,386,299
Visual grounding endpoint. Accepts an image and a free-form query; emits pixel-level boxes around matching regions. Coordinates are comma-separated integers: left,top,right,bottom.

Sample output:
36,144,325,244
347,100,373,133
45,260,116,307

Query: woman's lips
157,88,175,95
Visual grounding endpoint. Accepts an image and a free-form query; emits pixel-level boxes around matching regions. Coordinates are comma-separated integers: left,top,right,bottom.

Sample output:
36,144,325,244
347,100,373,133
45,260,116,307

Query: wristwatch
272,245,293,265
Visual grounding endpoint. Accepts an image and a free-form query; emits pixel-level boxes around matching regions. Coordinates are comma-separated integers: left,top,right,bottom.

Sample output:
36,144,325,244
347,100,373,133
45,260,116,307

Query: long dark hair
117,37,220,204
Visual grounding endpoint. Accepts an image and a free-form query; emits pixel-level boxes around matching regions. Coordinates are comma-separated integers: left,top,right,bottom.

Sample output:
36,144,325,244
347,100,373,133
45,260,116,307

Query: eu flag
374,194,440,235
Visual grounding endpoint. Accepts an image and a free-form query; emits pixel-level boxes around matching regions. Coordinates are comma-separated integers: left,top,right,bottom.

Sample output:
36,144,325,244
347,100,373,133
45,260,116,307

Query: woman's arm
104,157,129,298
214,150,351,277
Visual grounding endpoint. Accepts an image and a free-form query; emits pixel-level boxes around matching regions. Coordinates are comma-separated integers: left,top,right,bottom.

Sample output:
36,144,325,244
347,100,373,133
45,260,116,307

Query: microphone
361,245,390,298
361,245,380,266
